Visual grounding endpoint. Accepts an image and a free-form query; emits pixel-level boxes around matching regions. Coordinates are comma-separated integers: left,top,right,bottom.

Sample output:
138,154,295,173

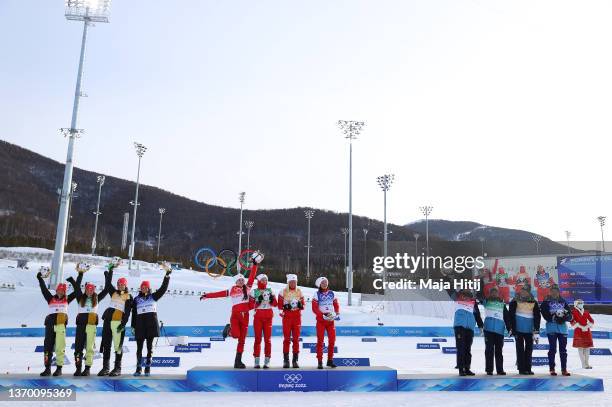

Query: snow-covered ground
1,247,611,406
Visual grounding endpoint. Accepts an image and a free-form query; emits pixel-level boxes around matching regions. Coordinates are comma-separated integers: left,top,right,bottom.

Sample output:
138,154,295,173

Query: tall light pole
419,206,433,279
50,0,111,288
597,216,607,252
377,174,395,287
565,230,572,255
532,235,542,255
237,192,246,272
91,175,105,255
245,220,254,250
413,233,420,257
338,120,365,306
156,208,166,259
128,142,147,270
304,210,315,281
65,181,78,247
341,228,349,276
362,228,369,271
479,236,485,257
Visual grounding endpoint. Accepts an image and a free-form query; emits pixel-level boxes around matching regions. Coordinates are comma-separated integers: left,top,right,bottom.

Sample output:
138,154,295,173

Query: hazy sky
1,0,612,241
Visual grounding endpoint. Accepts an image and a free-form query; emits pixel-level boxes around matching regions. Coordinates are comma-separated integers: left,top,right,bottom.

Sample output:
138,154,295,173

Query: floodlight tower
50,0,111,288
237,192,246,272
304,210,315,280
597,216,607,252
128,142,147,270
91,175,105,255
532,235,542,254
419,206,433,279
156,208,166,259
565,230,572,255
377,174,395,286
338,120,365,306
245,220,255,250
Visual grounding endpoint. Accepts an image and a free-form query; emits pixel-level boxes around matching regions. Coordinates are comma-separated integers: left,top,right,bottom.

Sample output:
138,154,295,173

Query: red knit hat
140,280,151,290
56,283,67,293
117,277,128,287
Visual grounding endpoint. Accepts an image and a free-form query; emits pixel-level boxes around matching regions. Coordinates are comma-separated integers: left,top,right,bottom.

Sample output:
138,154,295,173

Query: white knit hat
286,274,298,283
315,276,328,288
256,274,268,282
234,273,245,283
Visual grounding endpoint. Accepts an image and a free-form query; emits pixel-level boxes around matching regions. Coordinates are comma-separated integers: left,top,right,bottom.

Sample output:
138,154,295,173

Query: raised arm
66,274,82,303
104,267,116,295
36,272,53,303
152,274,170,301
200,289,229,300
246,263,258,288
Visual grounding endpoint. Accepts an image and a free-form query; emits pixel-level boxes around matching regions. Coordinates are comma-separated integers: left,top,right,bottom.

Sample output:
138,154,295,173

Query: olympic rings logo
283,374,303,383
192,328,203,335
341,359,359,366
194,248,258,279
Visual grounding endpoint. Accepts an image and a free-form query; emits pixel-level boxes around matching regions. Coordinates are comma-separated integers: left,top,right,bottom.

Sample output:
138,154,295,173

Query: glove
165,270,172,277
297,301,304,310
283,303,291,311
36,271,42,279
116,324,125,333
200,293,207,301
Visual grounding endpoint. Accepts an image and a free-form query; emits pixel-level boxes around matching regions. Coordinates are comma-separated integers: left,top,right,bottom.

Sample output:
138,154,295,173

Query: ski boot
81,366,91,377
40,365,52,377
326,359,337,368
464,368,475,376
497,371,507,376
283,353,290,368
263,357,271,369
550,370,557,376
254,357,261,369
234,352,246,369
144,356,152,376
562,370,571,376
52,366,63,377
134,357,143,376
109,353,122,377
292,353,299,368
97,357,110,376
222,324,231,339
317,359,323,370
73,353,83,376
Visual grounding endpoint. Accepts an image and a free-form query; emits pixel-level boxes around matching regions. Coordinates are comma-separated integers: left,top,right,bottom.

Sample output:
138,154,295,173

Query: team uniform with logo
540,296,572,373
312,288,340,362
482,298,510,374
251,283,277,359
37,272,79,375
453,293,484,375
131,274,170,374
278,286,305,355
203,264,257,354
509,293,541,374
73,273,109,373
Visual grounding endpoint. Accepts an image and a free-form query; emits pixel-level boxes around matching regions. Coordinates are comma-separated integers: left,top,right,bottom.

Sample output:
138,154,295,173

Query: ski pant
136,337,154,367
316,319,336,361
43,324,66,367
282,311,302,354
515,332,534,372
484,331,505,373
230,311,249,353
547,333,568,371
74,324,97,367
577,347,591,368
100,319,125,360
253,311,273,358
454,326,474,371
